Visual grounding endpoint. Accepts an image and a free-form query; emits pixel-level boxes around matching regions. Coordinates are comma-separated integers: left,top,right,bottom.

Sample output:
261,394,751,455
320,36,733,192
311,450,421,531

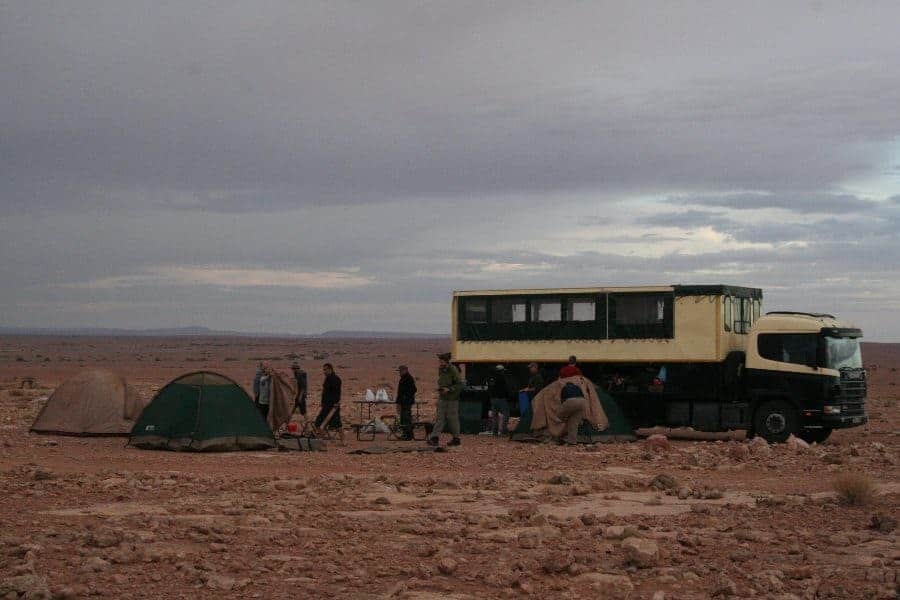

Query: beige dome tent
31,370,146,436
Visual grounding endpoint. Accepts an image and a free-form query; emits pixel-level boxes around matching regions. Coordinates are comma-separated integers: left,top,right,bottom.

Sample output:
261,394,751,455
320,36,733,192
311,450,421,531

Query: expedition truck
450,284,866,443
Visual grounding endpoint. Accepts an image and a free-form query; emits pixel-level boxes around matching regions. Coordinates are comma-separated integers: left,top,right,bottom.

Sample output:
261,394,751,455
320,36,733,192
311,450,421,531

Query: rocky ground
0,336,898,599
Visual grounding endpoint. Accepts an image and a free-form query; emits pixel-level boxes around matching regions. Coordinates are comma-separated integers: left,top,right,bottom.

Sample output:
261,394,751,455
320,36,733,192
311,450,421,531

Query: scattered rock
604,525,639,540
579,513,597,526
32,470,55,481
621,536,659,568
748,436,772,456
869,513,898,533
101,477,128,489
570,484,591,496
518,529,541,549
51,585,77,600
0,574,51,600
203,574,236,591
786,435,810,452
728,444,750,461
646,434,670,452
575,572,634,598
547,473,572,485
373,496,391,505
81,556,110,573
649,473,678,490
437,557,458,575
711,573,738,597
701,488,724,500
85,527,122,548
541,553,572,574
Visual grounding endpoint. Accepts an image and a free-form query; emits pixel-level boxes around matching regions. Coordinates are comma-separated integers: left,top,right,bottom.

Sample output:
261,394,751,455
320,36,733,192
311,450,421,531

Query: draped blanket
266,371,297,432
530,376,608,438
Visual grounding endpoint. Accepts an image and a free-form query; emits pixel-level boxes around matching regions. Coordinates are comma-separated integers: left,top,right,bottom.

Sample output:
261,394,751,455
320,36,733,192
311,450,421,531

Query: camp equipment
31,369,146,436
129,371,275,451
512,380,635,443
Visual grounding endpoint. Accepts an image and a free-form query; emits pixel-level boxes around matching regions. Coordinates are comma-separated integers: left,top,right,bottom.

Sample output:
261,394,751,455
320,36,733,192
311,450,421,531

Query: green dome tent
512,381,636,443
129,371,276,451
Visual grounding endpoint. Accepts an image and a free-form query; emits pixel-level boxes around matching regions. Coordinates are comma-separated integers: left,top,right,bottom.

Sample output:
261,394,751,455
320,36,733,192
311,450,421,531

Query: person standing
257,364,272,420
291,361,308,416
395,365,417,440
559,355,583,378
315,363,342,430
518,362,545,415
428,352,462,447
487,364,510,436
253,362,264,404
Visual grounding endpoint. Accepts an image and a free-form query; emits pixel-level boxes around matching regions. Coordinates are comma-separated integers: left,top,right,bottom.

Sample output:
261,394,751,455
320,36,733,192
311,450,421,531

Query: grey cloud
1,2,899,338
3,3,900,214
667,193,880,214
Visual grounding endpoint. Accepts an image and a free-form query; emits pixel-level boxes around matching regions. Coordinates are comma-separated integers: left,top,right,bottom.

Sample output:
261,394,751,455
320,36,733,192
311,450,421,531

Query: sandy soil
1,336,898,599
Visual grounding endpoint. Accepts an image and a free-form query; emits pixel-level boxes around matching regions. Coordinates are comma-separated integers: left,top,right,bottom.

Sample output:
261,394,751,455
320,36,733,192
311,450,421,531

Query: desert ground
1,336,898,599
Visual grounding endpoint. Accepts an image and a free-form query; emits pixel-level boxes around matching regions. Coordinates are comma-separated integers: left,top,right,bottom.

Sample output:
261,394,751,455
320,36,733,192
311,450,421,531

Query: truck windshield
825,336,862,370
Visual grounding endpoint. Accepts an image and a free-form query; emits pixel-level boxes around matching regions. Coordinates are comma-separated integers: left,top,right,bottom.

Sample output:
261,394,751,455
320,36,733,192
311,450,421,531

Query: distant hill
0,326,447,339
0,326,238,337
317,330,447,339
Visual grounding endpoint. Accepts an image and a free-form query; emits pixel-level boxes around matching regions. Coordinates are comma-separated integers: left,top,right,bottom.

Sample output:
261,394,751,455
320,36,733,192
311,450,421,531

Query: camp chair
309,405,345,445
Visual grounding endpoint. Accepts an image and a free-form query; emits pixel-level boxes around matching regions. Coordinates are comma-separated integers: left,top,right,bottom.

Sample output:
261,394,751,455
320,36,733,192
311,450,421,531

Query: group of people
251,353,597,447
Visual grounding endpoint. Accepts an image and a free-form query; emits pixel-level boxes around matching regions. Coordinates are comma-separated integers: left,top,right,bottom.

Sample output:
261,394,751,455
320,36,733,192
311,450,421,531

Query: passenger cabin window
610,293,672,339
752,299,761,322
616,295,664,324
531,298,562,322
758,333,819,367
737,298,751,333
723,296,732,332
492,298,527,323
463,299,487,324
567,298,596,321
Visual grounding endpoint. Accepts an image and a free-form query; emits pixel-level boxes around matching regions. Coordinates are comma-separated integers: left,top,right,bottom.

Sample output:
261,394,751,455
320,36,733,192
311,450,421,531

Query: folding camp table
353,400,429,441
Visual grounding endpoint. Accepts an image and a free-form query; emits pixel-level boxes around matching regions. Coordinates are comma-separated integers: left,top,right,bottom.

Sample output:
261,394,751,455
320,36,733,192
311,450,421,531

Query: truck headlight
823,405,842,415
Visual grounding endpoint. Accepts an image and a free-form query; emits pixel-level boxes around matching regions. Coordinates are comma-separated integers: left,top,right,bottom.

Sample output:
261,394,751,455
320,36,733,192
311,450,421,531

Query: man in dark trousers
428,352,462,447
315,363,342,430
487,364,511,436
291,361,308,416
395,365,417,440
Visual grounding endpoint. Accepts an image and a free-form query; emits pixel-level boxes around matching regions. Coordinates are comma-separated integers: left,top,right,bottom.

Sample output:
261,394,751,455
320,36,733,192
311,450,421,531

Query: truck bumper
804,414,868,429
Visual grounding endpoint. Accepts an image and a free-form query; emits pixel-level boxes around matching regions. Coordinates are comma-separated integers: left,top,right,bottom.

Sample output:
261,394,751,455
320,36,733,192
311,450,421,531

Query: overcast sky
1,1,899,339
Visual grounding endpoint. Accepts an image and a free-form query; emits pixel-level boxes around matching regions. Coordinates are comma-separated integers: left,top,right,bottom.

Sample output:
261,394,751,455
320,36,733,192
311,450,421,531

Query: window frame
757,332,820,368
609,292,674,339
491,297,528,324
530,297,563,323
724,296,732,332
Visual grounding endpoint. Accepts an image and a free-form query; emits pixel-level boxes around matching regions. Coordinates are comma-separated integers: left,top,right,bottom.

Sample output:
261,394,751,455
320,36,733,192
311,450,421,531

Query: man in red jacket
559,355,583,379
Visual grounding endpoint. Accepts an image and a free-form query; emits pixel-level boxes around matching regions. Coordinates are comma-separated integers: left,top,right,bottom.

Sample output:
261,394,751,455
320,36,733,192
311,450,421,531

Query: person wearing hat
428,352,462,447
521,362,545,397
395,365,417,440
487,364,511,436
291,361,308,416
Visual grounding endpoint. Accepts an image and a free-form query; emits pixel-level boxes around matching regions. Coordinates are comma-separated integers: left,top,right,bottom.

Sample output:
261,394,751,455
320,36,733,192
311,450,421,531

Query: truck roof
756,311,859,334
453,284,762,299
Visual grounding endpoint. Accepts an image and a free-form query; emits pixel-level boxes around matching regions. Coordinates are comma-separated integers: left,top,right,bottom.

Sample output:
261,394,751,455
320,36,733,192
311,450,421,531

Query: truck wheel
752,400,798,443
799,428,832,444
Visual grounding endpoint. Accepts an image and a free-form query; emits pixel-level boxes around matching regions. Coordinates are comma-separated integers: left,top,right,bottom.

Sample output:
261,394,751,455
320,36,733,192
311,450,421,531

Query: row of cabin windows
475,297,602,324
458,293,671,341
723,296,762,334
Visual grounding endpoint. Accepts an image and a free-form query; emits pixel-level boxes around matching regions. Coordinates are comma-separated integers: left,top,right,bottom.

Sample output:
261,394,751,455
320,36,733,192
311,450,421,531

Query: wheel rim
764,412,787,434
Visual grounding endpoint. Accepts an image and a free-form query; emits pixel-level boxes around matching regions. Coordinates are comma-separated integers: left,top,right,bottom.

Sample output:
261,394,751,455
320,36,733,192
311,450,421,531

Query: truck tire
799,428,832,444
752,400,798,443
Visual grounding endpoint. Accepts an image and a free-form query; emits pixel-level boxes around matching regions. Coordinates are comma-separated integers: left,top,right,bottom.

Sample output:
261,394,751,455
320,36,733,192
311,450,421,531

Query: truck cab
744,312,867,443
